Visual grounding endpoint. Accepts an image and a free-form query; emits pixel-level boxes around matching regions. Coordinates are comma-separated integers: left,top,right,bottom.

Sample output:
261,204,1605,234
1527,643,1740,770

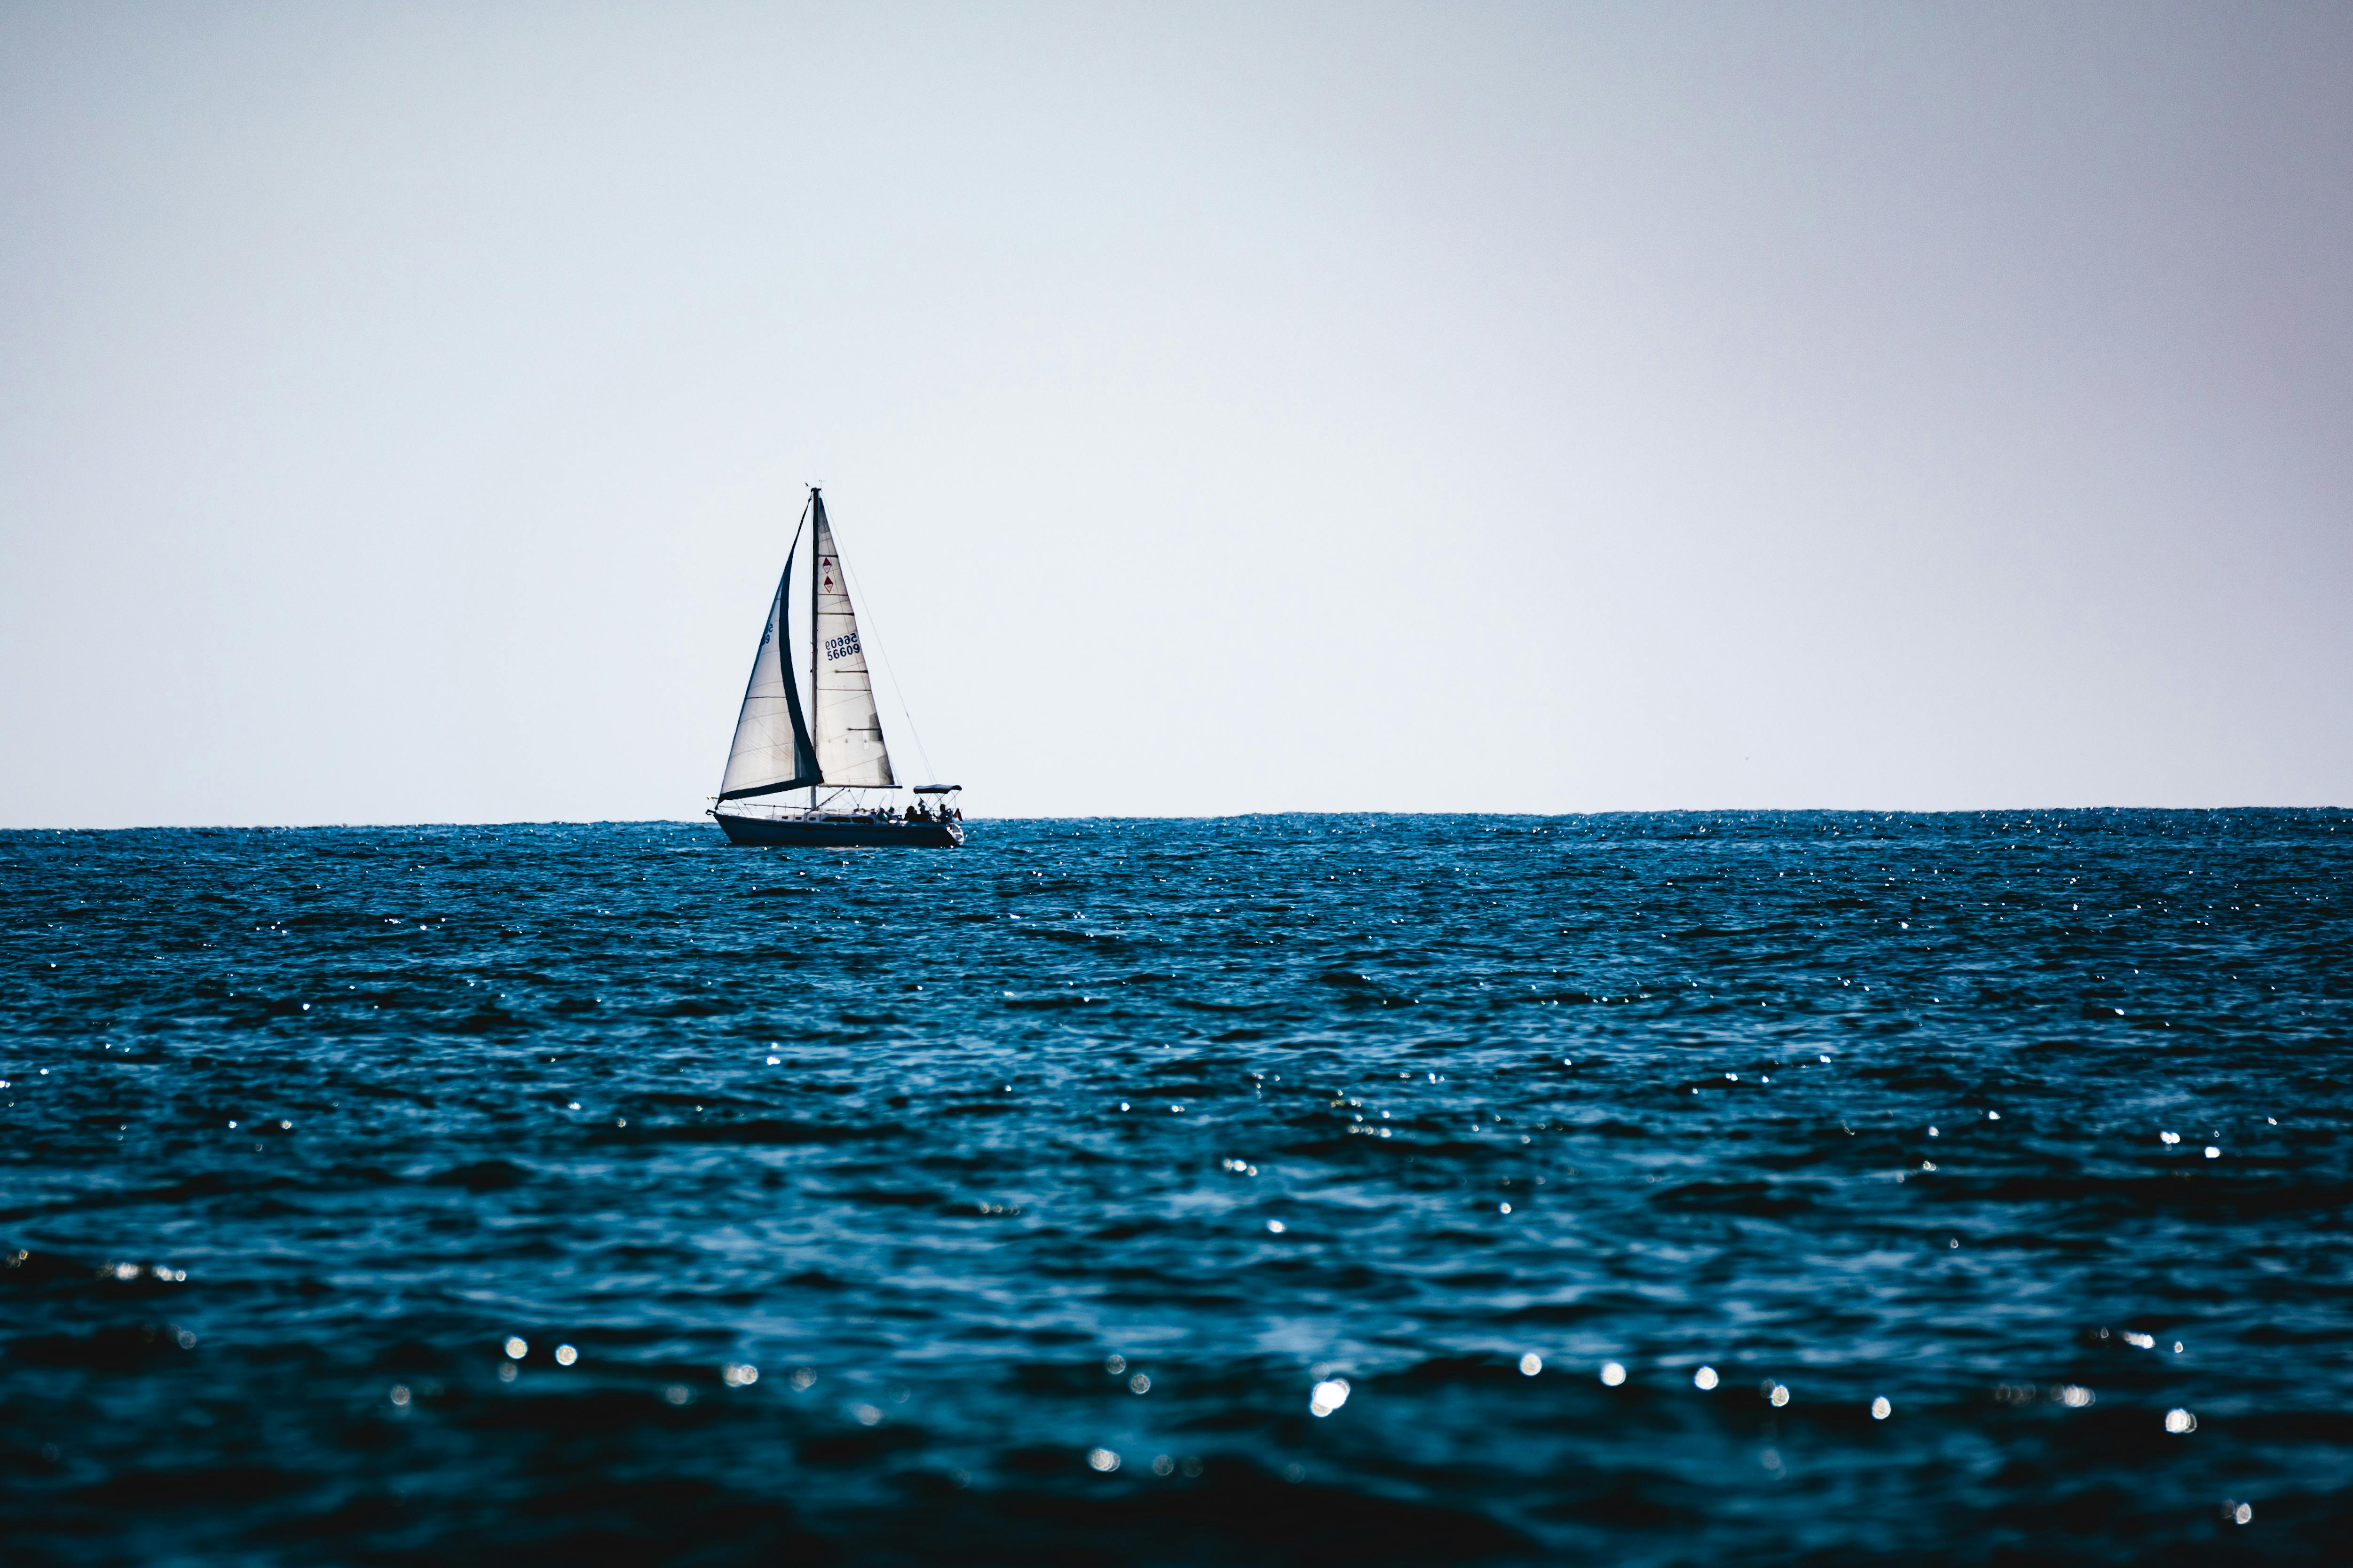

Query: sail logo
825,630,862,662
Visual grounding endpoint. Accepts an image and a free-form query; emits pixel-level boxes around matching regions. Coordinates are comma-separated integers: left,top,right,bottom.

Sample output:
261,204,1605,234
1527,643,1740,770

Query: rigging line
838,552,939,787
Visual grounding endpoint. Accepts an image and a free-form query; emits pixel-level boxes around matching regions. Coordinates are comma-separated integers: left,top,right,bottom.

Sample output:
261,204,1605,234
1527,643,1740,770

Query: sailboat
710,488,963,847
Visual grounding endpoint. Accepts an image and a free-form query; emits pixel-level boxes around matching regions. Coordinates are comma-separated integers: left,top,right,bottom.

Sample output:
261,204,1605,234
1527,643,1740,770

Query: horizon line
3,804,2346,834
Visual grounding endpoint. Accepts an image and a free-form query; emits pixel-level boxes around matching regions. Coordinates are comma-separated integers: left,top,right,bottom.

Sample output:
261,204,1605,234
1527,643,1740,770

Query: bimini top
912,784,962,794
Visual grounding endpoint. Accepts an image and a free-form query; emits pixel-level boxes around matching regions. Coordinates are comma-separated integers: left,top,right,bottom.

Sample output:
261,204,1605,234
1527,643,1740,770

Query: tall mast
808,486,821,813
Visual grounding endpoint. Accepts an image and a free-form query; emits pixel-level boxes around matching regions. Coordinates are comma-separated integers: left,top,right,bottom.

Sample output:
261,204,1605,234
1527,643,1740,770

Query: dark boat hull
713,812,963,849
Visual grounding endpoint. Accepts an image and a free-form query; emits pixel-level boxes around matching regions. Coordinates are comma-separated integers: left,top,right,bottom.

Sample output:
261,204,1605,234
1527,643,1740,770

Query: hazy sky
3,2,2348,825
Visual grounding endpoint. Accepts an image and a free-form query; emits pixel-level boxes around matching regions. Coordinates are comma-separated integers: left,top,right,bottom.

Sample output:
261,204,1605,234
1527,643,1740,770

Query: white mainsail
717,535,821,801
809,493,897,788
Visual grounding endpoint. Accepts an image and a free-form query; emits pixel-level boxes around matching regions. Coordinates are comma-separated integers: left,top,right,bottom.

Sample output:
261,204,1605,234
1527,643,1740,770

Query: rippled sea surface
5,812,2351,1565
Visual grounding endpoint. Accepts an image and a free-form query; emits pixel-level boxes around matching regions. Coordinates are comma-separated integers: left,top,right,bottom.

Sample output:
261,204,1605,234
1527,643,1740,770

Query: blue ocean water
3,812,2349,1565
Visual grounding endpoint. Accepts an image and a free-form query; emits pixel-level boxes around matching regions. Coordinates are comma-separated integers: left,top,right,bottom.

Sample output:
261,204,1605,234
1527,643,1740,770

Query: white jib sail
810,501,897,787
718,563,819,800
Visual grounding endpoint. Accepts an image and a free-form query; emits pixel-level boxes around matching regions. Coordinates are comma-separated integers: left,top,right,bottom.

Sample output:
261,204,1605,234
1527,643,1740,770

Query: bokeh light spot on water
1309,1378,1350,1416
664,1385,692,1406
1086,1447,1120,1473
1766,1382,1790,1407
2204,1145,2221,1159
788,1367,815,1391
2122,1332,2155,1349
1265,1220,1285,1234
388,1385,410,1407
1600,1362,1627,1387
2165,1408,2197,1434
1128,1372,1150,1394
2059,1386,2093,1407
722,1362,757,1386
1693,1366,1719,1391
1104,1354,1126,1375
2232,1502,2253,1525
1872,1397,1893,1420
852,1402,880,1424
503,1337,527,1360
1519,1353,1542,1376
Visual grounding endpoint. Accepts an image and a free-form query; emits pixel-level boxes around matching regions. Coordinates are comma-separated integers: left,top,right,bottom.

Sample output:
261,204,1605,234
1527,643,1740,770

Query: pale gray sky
3,2,2347,825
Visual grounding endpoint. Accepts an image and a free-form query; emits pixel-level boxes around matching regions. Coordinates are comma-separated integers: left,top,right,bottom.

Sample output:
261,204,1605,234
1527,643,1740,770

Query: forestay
810,494,897,787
